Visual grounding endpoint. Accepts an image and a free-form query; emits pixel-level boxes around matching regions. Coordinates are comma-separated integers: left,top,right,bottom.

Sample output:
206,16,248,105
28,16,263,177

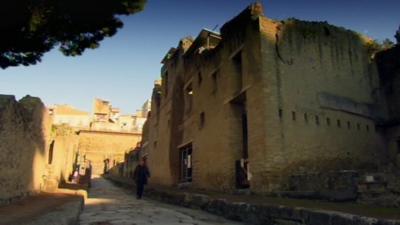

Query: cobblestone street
79,177,246,225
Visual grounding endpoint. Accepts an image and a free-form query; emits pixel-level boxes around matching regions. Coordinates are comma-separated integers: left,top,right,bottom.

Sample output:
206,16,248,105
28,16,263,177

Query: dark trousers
136,182,144,199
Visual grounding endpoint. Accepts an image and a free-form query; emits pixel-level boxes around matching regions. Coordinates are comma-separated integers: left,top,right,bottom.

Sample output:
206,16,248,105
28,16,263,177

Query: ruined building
52,99,147,175
49,104,91,128
0,95,62,204
0,96,149,204
141,3,397,195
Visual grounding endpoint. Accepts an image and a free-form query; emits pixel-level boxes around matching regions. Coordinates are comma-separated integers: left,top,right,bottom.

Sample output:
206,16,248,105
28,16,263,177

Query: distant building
49,98,150,175
90,98,149,133
93,98,111,122
50,104,91,128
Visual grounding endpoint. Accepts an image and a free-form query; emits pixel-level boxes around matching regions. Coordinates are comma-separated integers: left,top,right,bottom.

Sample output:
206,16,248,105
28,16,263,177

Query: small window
337,119,341,128
278,109,283,120
232,51,243,91
199,112,205,129
198,72,202,86
154,141,157,148
366,124,370,132
357,123,361,130
186,85,193,95
233,51,243,76
185,84,193,114
315,115,320,125
304,113,308,123
326,117,331,126
212,71,218,94
347,121,351,129
164,71,169,97
292,111,296,121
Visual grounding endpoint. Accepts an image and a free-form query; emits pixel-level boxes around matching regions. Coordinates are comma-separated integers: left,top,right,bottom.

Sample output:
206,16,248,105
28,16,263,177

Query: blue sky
1,0,399,114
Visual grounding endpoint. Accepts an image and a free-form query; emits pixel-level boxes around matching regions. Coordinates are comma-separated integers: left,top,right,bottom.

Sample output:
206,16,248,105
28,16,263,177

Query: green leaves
0,0,147,69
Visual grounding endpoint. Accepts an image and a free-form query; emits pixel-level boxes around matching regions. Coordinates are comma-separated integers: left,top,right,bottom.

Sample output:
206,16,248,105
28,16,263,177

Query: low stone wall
280,170,358,201
106,175,400,225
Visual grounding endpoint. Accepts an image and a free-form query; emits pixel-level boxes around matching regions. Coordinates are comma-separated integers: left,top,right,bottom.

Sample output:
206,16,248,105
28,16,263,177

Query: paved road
79,177,246,225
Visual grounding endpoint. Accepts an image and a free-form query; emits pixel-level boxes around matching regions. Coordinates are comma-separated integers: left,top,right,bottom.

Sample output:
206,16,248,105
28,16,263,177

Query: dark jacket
133,165,150,185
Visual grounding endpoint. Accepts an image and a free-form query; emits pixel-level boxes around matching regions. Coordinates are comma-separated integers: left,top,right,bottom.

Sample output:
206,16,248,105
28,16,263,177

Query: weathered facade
50,104,91,128
142,3,392,194
0,95,52,204
77,130,141,175
49,99,147,176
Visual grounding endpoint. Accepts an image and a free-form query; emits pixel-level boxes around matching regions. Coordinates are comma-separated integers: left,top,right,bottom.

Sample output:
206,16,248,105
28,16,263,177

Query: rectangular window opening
292,111,296,121
326,117,331,126
315,115,320,125
337,119,341,128
199,112,205,129
198,72,202,86
232,51,243,91
185,83,193,114
163,71,169,97
212,71,218,95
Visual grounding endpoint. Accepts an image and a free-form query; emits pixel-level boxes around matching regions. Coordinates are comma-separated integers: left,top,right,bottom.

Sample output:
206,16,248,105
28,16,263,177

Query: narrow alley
79,177,246,225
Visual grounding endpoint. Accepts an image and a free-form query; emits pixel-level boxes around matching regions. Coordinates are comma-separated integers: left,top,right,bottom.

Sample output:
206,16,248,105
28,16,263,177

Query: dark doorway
231,93,250,189
180,144,193,182
48,140,55,164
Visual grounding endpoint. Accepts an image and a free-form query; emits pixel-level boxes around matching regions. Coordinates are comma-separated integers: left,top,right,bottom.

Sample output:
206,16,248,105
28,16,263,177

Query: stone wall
254,17,388,192
45,125,80,190
77,130,141,175
0,95,51,204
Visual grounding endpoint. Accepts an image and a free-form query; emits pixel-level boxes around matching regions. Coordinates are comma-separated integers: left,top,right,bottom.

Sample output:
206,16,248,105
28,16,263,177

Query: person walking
133,157,150,199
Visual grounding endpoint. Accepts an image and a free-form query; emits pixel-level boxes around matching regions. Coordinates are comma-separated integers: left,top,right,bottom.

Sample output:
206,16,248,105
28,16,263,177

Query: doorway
180,144,193,182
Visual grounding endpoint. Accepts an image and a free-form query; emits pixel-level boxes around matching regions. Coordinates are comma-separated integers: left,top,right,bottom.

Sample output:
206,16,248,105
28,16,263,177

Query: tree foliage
395,25,400,44
382,38,395,50
0,0,146,69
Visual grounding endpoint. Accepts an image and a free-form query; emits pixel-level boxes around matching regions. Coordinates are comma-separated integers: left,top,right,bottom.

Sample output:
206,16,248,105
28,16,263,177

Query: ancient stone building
142,3,392,194
49,99,147,176
93,98,112,122
77,130,141,175
0,95,52,204
49,104,91,128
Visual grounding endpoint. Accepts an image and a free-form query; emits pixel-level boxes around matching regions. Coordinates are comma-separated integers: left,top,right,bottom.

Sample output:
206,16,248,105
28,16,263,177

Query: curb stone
107,175,400,225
